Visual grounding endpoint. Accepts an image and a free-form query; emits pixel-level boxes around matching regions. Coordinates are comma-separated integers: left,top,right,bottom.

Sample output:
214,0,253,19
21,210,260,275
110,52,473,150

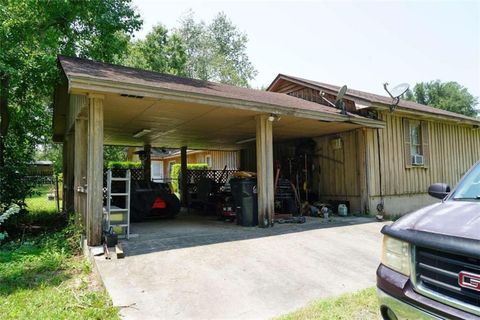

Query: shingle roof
269,74,480,123
58,56,367,119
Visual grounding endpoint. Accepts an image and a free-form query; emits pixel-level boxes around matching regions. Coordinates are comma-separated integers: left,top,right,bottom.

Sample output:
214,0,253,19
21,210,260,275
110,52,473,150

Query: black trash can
230,177,258,227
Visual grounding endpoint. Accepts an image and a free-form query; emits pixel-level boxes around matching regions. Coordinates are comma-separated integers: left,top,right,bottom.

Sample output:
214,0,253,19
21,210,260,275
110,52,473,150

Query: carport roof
57,56,382,125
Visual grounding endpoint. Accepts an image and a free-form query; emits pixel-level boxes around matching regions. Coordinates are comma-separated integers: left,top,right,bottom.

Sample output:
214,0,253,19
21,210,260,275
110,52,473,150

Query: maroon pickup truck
377,161,480,319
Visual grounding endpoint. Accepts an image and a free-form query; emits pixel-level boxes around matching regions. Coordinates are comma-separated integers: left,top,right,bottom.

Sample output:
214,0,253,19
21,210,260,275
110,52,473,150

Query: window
409,120,422,157
151,161,163,181
404,119,429,168
205,155,212,168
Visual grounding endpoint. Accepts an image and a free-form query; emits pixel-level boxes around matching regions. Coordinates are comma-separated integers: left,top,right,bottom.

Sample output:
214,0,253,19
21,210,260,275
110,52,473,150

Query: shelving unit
104,169,131,239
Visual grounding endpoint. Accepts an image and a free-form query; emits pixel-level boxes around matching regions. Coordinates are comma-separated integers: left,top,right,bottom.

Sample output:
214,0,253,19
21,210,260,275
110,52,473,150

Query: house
267,74,480,215
53,55,479,245
127,147,239,180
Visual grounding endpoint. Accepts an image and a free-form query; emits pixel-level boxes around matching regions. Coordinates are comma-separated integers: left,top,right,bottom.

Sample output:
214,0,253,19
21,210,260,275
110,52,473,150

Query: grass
0,187,119,320
277,287,381,320
25,185,60,215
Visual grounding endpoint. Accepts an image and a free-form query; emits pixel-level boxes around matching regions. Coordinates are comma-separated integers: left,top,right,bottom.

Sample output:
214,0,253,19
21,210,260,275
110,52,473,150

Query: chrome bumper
377,289,443,320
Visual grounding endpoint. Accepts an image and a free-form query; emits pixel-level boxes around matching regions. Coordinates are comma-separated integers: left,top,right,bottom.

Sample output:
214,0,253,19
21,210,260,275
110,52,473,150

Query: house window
151,161,163,181
409,120,422,157
205,155,212,168
404,119,429,168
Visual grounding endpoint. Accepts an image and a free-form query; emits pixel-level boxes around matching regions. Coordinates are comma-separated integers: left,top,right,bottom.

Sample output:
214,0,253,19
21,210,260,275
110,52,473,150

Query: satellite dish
383,82,410,112
320,85,348,115
335,85,348,104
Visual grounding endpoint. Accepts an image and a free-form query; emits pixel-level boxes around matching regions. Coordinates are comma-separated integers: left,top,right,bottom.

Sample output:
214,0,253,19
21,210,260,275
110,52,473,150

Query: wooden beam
62,131,75,213
144,144,151,181
256,115,274,227
357,128,369,213
86,94,104,246
74,118,87,226
180,146,188,206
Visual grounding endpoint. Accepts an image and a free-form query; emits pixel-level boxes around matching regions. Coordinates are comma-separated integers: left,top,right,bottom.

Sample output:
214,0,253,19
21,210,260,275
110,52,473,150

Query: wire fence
25,175,62,214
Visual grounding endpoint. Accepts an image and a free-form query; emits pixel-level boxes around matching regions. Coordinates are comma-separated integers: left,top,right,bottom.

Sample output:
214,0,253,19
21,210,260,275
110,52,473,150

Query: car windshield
452,162,480,201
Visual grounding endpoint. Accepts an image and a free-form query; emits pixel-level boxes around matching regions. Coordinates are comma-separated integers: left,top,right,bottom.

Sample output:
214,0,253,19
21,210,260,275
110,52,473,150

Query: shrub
171,163,208,193
106,161,142,169
0,205,21,241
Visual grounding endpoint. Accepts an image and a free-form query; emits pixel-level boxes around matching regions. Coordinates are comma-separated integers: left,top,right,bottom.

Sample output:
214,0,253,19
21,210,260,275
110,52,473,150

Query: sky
131,0,480,99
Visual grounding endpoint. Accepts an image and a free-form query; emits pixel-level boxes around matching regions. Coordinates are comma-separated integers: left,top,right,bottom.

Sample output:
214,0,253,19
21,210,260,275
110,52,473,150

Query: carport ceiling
103,93,361,150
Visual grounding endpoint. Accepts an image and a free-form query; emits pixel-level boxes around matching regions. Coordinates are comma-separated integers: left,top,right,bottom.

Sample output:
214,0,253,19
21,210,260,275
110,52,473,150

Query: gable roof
57,56,383,127
268,74,480,124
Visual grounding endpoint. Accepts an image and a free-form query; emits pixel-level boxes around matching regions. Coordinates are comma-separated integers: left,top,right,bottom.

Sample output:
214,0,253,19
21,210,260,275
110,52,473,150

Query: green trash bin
230,177,258,227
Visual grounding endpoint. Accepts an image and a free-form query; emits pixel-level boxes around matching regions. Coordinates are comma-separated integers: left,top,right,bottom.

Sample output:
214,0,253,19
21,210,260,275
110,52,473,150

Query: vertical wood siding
314,130,361,210
366,112,480,197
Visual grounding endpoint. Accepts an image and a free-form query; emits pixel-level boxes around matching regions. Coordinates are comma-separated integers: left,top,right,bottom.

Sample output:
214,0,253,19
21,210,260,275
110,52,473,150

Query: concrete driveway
93,215,387,320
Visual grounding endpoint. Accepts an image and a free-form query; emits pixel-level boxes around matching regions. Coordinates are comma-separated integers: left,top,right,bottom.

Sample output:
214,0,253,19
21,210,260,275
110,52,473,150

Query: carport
53,56,384,246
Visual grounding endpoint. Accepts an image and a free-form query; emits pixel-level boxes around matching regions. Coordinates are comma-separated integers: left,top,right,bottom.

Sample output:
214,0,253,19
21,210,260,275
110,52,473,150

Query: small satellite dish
320,85,348,115
383,82,410,112
334,85,348,104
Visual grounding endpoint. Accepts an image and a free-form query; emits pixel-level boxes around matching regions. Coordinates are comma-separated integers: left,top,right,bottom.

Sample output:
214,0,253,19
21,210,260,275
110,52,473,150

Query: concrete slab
94,214,388,320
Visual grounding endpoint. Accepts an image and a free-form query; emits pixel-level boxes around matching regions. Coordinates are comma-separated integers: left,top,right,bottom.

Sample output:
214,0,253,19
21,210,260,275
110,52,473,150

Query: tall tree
0,0,142,208
119,24,187,75
175,11,257,87
405,80,478,117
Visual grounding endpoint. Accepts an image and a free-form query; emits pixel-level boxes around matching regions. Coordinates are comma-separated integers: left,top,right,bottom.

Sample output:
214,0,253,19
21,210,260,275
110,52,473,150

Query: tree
119,24,187,75
175,11,257,87
405,81,478,117
0,0,142,209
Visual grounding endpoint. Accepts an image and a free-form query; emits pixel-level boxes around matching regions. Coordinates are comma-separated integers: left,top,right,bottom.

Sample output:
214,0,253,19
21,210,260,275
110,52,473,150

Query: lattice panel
185,169,238,193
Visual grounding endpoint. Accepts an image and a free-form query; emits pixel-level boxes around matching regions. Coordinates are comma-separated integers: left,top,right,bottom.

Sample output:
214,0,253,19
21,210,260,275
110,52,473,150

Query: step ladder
104,169,131,239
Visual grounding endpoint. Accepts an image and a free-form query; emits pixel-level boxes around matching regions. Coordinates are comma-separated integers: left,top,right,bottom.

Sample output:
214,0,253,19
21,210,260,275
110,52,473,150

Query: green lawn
278,287,381,320
25,185,60,215
0,188,119,320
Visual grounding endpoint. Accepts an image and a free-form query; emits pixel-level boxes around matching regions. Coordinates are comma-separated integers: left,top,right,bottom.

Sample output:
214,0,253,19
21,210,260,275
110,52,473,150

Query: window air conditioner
412,154,424,165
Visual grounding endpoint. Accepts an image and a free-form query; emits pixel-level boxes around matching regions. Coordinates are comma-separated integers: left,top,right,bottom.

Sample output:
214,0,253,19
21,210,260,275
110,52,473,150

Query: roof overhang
66,74,384,128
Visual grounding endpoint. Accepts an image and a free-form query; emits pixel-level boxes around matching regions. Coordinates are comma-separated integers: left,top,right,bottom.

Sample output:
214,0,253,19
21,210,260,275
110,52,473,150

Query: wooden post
144,144,151,181
357,128,369,214
86,94,104,246
256,115,274,227
74,118,87,225
62,131,75,213
180,146,188,207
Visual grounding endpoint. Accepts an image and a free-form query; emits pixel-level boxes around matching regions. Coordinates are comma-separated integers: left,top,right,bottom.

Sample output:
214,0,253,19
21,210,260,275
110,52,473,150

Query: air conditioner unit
412,154,424,165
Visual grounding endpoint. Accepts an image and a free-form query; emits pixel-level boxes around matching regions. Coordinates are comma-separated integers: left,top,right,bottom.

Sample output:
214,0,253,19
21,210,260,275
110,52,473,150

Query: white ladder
105,169,131,239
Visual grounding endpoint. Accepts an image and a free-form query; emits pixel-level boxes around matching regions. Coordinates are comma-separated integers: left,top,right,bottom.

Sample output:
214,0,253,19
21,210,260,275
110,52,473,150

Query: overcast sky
131,0,480,98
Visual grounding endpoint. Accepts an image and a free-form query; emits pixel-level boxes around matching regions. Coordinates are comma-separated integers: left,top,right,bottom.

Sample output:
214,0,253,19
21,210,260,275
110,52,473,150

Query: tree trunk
0,73,9,168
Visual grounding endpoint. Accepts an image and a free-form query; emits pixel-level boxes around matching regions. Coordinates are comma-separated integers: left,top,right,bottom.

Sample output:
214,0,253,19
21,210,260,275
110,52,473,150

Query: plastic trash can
230,177,258,227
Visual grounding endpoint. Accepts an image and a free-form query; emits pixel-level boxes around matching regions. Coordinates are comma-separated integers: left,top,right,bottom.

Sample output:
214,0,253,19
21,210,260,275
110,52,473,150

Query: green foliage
277,287,380,320
405,80,479,117
175,11,257,87
0,224,118,318
119,24,187,75
104,145,127,163
0,0,142,209
106,161,142,169
170,163,208,193
118,10,257,87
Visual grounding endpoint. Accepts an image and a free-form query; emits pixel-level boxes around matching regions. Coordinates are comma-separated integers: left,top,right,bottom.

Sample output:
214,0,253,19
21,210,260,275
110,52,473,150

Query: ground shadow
120,214,382,257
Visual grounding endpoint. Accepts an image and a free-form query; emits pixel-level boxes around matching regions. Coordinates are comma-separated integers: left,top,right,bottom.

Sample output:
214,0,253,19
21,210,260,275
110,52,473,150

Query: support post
86,94,104,246
74,118,88,225
144,144,151,181
62,131,75,213
357,128,369,214
256,115,274,227
180,146,188,207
